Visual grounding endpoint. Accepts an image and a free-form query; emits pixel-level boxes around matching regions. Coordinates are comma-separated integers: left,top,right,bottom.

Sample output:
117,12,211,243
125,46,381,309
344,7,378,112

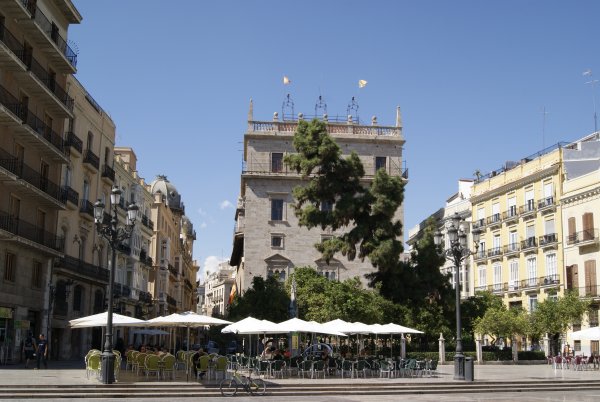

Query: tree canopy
227,276,290,322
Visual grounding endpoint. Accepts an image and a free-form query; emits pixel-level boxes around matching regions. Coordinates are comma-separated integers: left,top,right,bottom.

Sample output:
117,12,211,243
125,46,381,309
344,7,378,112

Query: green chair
135,353,148,376
145,354,161,380
86,353,101,379
312,360,326,379
298,360,313,378
213,356,228,380
161,354,177,380
341,360,354,378
271,359,286,379
379,360,393,378
196,355,210,380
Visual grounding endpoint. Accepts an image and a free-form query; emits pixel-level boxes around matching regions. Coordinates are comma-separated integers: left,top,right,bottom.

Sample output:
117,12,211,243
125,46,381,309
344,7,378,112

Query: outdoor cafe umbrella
572,326,600,341
69,312,146,328
277,318,347,337
371,323,424,358
222,316,282,356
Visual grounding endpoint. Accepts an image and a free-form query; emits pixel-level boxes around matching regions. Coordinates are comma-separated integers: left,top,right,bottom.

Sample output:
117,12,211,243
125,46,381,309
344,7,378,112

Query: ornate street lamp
434,212,480,380
93,186,138,384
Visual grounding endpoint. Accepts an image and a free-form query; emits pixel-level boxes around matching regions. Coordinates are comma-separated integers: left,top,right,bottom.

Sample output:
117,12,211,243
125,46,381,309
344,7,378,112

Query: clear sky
70,1,600,279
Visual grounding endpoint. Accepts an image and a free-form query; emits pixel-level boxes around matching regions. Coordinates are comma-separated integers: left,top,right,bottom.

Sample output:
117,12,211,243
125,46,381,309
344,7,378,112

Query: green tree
530,291,589,355
227,276,290,322
474,305,530,349
284,119,405,272
462,290,504,340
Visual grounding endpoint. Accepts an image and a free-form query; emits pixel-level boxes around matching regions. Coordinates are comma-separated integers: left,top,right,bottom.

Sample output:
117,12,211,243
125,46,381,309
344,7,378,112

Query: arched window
73,285,84,312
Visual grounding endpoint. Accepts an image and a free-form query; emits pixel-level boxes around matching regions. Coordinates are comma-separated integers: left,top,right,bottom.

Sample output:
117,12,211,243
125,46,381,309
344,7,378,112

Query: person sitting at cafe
272,349,284,361
261,346,274,360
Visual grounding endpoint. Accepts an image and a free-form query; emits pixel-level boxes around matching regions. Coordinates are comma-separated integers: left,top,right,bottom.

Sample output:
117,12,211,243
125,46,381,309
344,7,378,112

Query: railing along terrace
28,56,74,110
474,142,568,183
519,202,536,215
521,237,537,249
0,146,66,203
488,247,503,258
101,165,115,181
539,274,560,286
0,209,64,251
575,285,600,297
168,263,178,277
21,0,78,67
59,255,109,282
567,229,599,245
538,196,555,209
502,208,519,221
488,283,507,293
250,120,402,137
486,214,501,226
23,109,65,154
503,243,521,254
64,132,82,153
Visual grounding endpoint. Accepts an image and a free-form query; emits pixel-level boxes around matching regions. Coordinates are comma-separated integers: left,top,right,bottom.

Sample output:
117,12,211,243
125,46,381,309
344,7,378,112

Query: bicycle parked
220,368,266,397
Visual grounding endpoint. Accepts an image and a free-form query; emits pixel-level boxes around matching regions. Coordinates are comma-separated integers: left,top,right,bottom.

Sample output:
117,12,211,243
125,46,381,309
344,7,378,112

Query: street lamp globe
110,186,121,205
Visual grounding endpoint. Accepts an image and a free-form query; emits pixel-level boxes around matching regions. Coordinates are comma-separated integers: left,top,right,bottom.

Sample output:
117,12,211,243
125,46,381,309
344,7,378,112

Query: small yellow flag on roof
283,76,291,85
358,79,368,88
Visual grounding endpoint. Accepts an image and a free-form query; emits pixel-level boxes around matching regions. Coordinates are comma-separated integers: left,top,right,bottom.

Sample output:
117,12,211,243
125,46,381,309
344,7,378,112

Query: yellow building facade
470,145,564,316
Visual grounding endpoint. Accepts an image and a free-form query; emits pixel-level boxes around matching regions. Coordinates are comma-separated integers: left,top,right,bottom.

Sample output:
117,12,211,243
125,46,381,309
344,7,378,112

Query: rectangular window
271,234,283,248
544,181,553,201
585,260,597,297
4,252,15,282
525,188,535,211
478,265,487,288
583,212,594,241
375,156,387,172
509,260,519,289
271,153,283,173
492,202,500,222
526,225,536,246
270,199,284,221
509,230,518,251
546,253,557,279
493,264,502,289
493,234,501,254
529,295,538,312
568,217,576,243
527,257,537,287
508,196,517,217
32,260,42,288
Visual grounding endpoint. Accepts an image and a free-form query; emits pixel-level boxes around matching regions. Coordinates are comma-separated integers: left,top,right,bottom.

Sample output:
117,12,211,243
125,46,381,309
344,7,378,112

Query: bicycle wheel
220,378,238,396
248,377,266,396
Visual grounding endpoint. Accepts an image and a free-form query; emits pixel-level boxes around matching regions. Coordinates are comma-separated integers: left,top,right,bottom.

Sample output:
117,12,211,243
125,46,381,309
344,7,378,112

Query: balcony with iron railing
538,196,556,213
575,285,600,298
472,218,486,231
486,213,502,229
79,199,94,220
0,209,64,252
539,233,558,248
521,237,537,252
168,263,178,277
18,0,78,70
0,146,66,206
24,56,73,114
473,248,487,261
141,214,154,230
488,283,507,294
503,243,521,256
0,83,23,123
63,186,78,208
82,149,99,171
519,202,536,219
20,108,67,161
0,20,26,69
567,229,599,247
55,255,109,283
502,207,519,224
64,132,82,155
487,246,503,259
139,290,153,304
101,164,115,183
539,274,560,287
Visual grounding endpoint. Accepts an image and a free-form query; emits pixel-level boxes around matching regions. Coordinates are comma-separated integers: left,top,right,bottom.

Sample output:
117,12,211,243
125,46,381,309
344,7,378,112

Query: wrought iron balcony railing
79,199,94,217
0,209,64,251
23,108,65,155
64,132,82,154
101,164,115,182
64,186,79,206
57,255,109,283
521,237,537,250
28,56,74,110
539,233,558,247
0,146,66,203
567,229,599,245
83,149,99,170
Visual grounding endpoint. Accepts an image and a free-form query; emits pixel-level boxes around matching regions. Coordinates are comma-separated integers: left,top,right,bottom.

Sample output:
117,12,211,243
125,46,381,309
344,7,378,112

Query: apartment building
230,102,406,292
0,0,80,361
148,175,197,316
561,133,600,356
470,144,564,317
203,262,235,317
407,179,475,298
51,76,115,359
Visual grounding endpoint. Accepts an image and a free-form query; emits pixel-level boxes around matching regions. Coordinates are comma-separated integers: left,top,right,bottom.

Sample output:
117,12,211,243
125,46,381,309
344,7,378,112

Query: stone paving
1,360,599,386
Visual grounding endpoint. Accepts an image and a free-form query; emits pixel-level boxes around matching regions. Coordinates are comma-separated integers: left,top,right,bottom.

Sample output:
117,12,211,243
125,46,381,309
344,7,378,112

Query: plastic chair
271,360,286,379
298,360,313,378
136,353,148,375
379,360,393,378
196,355,210,380
341,360,354,378
86,353,101,379
145,354,161,380
160,354,176,380
213,356,228,380
125,350,136,371
312,360,326,379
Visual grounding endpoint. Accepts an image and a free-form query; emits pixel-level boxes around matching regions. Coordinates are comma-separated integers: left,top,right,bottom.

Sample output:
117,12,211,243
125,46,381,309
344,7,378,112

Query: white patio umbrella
221,317,281,335
277,317,347,337
69,312,146,328
371,323,424,358
572,326,600,340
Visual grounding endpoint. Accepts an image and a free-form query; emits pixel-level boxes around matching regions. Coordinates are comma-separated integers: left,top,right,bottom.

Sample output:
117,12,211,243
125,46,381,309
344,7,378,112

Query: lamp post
434,212,480,380
93,186,138,384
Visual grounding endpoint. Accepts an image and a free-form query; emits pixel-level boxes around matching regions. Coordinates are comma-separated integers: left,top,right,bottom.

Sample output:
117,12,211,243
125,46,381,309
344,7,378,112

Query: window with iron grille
4,252,15,282
32,260,42,288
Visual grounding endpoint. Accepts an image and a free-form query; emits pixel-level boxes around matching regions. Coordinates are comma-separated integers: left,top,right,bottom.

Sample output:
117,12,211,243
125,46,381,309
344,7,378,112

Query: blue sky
70,1,600,278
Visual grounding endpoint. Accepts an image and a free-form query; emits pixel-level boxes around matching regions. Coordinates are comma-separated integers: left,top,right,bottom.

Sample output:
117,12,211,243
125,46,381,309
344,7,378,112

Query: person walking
22,331,36,369
35,334,48,369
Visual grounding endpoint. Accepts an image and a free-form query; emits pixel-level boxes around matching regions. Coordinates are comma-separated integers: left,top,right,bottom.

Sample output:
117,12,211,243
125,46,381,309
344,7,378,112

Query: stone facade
231,104,406,292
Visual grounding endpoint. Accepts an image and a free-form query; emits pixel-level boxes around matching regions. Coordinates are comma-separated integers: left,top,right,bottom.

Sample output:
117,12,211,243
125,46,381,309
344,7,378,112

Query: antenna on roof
583,69,598,133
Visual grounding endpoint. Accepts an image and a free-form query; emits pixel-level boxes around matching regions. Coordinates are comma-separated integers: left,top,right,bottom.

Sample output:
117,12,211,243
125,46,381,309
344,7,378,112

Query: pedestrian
22,331,36,369
35,334,48,369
